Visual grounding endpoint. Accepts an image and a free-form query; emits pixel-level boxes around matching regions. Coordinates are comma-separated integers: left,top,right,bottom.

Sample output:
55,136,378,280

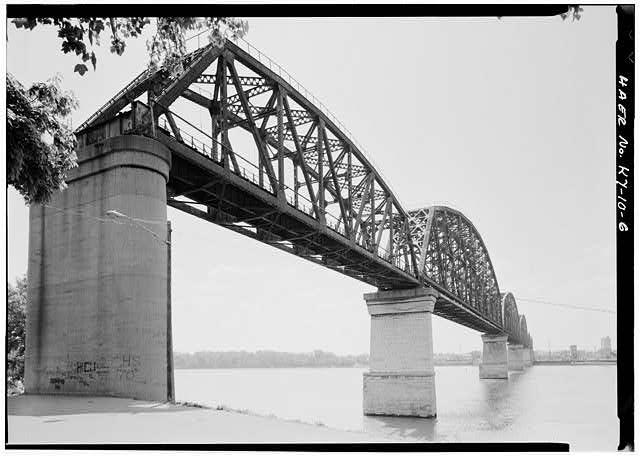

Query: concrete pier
25,135,173,402
479,334,509,379
522,347,532,367
507,344,525,371
362,287,438,418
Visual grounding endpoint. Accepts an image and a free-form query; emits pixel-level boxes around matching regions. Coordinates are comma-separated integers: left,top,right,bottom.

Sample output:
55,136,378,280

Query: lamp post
105,209,174,402
105,210,170,246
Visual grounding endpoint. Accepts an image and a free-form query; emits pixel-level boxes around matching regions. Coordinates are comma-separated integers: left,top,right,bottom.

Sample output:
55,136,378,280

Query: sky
6,8,618,355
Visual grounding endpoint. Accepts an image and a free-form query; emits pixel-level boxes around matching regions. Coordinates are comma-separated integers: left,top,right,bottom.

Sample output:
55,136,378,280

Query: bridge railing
75,67,151,134
158,116,343,229
159,113,410,273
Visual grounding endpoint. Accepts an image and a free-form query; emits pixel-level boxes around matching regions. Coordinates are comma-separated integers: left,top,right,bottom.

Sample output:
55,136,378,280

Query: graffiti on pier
49,377,65,390
45,353,143,389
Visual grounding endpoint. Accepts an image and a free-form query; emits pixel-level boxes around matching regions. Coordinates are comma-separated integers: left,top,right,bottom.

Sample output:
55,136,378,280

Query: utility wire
43,204,168,245
44,204,166,225
515,297,616,314
39,206,618,315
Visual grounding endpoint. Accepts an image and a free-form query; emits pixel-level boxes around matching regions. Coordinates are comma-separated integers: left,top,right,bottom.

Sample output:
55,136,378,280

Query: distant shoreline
174,365,369,370
174,361,617,369
533,360,617,366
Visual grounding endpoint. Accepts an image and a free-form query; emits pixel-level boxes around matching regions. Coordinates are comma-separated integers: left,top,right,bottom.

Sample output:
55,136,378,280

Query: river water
174,365,617,450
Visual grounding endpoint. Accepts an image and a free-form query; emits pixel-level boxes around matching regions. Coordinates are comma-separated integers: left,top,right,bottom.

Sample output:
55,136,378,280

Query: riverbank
7,394,387,444
533,360,616,366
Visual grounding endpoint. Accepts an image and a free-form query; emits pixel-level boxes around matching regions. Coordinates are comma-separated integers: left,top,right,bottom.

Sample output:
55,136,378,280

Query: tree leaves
74,63,88,75
7,17,249,202
110,37,126,56
7,73,78,204
561,5,584,21
7,275,27,390
11,17,248,77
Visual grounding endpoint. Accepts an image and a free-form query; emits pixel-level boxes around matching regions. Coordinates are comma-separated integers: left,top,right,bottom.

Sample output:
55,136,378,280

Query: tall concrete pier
25,135,173,402
507,344,525,371
362,287,438,418
479,334,509,379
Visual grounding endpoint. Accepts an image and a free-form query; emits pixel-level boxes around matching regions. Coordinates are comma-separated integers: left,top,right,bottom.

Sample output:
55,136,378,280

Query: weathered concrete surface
522,347,532,367
479,334,508,379
8,395,386,444
363,287,438,417
363,374,436,417
507,344,525,371
25,135,172,402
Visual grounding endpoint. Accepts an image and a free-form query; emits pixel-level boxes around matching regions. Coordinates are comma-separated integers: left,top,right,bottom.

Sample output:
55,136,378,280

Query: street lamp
105,209,170,245
105,209,175,400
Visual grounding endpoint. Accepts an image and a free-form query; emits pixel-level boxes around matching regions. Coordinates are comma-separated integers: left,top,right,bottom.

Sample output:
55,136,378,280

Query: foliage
7,276,27,393
173,350,369,369
8,17,248,203
497,6,583,22
7,73,78,204
148,17,247,76
561,5,584,21
12,17,249,76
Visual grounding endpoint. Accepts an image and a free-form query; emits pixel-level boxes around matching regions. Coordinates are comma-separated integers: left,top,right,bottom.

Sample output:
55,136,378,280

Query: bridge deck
162,130,503,335
164,131,419,290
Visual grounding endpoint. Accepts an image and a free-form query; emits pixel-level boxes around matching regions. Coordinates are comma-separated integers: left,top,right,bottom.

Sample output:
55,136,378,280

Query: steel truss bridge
76,39,532,348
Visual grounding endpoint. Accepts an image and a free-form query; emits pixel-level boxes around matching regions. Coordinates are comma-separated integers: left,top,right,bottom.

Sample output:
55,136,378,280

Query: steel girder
502,293,520,343
409,207,530,346
76,39,530,344
501,292,531,347
409,206,502,323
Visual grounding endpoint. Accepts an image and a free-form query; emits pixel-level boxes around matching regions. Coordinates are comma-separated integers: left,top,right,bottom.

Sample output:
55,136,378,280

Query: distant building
570,345,578,361
599,336,612,359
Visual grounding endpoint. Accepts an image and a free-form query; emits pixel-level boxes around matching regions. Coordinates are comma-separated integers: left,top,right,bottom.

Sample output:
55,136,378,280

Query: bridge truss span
76,39,532,347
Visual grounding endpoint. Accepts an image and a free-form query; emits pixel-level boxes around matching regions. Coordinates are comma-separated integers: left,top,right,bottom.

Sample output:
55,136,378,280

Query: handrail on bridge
158,111,410,273
75,68,150,134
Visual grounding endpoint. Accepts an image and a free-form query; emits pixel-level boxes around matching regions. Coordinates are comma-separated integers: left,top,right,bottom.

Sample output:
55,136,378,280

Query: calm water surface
175,365,617,450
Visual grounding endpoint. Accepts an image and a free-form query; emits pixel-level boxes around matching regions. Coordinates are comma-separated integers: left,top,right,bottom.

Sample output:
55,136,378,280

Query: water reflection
479,378,515,431
174,365,618,449
363,414,437,441
481,370,536,433
361,372,523,441
360,371,528,441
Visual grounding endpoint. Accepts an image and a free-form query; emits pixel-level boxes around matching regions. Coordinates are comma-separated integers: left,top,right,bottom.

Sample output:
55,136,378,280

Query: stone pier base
508,344,524,371
363,373,436,417
25,135,173,402
362,287,438,418
479,334,508,379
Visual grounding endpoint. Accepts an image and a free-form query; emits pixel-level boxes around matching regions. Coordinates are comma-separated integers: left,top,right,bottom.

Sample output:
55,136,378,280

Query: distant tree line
7,276,27,394
173,350,369,369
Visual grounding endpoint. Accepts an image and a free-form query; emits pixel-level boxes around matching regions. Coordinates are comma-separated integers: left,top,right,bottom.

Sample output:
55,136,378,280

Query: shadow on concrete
362,414,437,441
7,394,204,417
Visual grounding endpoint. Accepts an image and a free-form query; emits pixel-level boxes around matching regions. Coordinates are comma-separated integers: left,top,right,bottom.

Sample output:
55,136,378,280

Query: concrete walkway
7,394,387,444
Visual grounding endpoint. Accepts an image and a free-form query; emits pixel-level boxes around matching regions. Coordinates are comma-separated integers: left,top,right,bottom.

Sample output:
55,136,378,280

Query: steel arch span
408,206,502,325
76,39,532,347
